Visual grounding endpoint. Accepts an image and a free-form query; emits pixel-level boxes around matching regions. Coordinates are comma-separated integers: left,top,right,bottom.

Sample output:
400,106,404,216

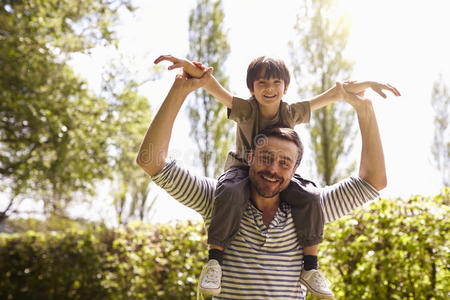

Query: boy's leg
280,174,334,299
280,174,324,247
199,166,249,296
208,245,224,266
207,166,250,250
303,244,319,271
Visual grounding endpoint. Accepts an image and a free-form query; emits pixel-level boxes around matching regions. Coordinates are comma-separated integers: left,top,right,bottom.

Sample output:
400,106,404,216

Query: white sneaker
300,269,335,299
198,259,222,296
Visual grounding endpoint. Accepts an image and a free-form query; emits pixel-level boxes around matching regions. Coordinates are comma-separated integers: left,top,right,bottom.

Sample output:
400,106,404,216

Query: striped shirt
152,160,379,299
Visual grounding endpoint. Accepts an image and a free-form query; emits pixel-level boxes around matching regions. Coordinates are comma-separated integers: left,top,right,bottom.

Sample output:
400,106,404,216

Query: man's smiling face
248,136,298,199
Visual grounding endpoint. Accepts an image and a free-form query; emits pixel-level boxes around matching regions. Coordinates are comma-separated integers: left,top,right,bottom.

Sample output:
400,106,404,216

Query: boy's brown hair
246,56,291,92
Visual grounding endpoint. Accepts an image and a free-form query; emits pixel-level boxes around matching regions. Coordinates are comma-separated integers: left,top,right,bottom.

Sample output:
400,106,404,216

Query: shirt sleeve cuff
354,176,380,199
150,159,177,185
229,96,252,122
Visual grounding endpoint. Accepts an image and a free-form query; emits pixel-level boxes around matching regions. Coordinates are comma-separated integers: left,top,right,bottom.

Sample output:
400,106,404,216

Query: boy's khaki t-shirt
224,96,310,170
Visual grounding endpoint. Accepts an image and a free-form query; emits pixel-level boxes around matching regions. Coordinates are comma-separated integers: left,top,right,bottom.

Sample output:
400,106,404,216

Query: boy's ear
284,84,289,94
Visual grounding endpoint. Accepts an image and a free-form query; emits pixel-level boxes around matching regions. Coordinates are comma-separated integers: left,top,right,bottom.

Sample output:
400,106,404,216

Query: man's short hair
252,126,303,167
246,56,291,92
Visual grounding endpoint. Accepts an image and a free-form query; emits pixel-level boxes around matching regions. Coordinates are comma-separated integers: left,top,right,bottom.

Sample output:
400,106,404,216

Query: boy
154,54,399,299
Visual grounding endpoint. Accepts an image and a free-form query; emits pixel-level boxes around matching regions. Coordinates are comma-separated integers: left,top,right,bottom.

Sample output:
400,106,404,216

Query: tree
289,0,355,185
99,57,155,225
0,0,135,222
431,75,450,187
187,0,233,178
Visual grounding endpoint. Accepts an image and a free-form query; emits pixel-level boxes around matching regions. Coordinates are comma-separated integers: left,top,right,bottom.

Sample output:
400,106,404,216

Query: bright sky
68,0,450,224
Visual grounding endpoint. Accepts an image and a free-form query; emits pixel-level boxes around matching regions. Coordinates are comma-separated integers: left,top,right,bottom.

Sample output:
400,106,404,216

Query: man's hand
172,69,212,95
337,82,370,111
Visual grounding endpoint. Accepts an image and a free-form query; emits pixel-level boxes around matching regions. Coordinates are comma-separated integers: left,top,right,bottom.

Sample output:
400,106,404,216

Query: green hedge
318,189,449,299
0,222,207,300
1,190,448,299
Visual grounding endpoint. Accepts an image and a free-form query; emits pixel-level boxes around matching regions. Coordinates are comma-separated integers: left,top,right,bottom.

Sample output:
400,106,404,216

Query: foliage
99,57,153,224
1,191,448,299
0,221,207,300
430,74,450,187
187,0,233,178
0,0,142,221
314,188,450,300
0,215,103,234
289,0,355,185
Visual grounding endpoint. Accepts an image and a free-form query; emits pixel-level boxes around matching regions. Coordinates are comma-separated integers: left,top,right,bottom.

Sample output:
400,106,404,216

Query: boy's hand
192,61,208,72
344,81,401,99
369,82,401,98
154,55,190,71
154,55,210,78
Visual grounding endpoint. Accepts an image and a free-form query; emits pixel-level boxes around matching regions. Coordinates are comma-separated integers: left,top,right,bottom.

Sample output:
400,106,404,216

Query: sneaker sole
199,287,221,296
300,278,334,299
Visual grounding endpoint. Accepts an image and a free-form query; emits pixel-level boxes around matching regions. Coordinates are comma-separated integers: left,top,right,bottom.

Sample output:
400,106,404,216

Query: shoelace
196,283,204,300
203,267,220,284
196,264,220,300
310,270,331,288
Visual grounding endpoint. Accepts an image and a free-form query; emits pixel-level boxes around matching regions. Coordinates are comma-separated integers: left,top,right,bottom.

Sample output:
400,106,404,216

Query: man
136,70,390,299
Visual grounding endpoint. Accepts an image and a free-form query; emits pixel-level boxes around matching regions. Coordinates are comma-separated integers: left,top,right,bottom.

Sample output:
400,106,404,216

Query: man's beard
249,170,285,198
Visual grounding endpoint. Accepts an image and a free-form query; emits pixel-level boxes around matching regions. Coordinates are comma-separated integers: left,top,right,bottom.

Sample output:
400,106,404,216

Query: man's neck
251,188,280,227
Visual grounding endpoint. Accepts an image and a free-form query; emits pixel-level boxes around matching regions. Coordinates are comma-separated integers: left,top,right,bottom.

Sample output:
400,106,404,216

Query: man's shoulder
151,159,217,187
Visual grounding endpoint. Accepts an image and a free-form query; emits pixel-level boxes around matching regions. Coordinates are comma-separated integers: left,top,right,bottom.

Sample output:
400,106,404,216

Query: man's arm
154,55,233,109
136,71,216,220
136,70,210,176
319,83,391,222
340,83,388,190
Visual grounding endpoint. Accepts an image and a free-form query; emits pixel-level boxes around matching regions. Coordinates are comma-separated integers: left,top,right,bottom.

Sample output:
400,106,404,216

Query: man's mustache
257,171,283,183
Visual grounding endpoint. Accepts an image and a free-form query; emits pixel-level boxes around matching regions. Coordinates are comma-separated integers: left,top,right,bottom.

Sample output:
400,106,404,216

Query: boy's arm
154,55,233,109
308,81,401,112
307,85,342,111
203,71,233,109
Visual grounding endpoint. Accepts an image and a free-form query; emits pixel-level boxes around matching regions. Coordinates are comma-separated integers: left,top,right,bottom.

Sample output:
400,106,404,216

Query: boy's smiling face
251,76,288,106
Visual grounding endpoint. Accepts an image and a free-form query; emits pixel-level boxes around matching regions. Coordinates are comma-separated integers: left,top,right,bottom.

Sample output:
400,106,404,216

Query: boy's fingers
193,61,206,70
154,55,176,64
387,84,401,96
168,62,182,70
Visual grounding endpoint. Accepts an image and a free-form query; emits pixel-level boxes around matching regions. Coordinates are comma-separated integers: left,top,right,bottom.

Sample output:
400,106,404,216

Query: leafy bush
0,221,207,300
1,190,448,299
317,188,449,299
